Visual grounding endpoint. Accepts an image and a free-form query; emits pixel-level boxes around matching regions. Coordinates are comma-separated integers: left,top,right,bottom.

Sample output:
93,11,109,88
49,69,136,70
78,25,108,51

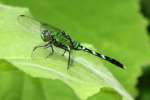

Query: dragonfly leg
50,44,54,54
62,50,67,56
67,50,71,70
46,44,54,58
32,43,49,56
67,47,72,70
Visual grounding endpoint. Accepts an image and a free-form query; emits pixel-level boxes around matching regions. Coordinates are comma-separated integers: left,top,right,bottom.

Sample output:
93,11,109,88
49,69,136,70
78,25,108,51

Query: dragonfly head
41,30,52,42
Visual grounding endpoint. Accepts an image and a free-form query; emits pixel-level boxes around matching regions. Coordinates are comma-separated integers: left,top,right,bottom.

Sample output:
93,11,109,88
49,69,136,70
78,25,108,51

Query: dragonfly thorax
41,30,52,42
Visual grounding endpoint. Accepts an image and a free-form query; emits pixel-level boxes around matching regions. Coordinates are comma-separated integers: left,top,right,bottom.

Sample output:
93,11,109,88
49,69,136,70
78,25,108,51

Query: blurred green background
138,0,150,99
0,0,150,100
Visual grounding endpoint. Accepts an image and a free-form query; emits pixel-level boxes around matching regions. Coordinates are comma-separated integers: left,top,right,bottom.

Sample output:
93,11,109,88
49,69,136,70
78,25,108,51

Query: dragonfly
18,15,124,70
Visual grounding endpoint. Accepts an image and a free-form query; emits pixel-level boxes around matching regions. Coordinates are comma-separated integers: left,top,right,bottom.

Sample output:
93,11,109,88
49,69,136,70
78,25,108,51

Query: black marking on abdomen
79,45,124,69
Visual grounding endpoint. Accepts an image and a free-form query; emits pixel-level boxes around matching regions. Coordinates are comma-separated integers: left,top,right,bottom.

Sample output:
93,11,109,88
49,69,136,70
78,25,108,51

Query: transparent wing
40,23,62,33
18,15,42,33
18,15,62,33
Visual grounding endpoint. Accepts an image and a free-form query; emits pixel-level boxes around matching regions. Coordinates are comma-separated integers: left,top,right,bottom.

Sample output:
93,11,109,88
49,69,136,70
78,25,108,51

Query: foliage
0,0,150,100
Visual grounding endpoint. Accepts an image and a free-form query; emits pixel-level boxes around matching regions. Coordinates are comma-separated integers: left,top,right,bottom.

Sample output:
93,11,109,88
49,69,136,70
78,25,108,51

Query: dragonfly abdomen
78,45,124,69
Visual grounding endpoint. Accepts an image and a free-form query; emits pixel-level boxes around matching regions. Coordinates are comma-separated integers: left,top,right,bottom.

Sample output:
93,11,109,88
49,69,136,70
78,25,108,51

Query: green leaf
0,4,134,100
0,69,79,100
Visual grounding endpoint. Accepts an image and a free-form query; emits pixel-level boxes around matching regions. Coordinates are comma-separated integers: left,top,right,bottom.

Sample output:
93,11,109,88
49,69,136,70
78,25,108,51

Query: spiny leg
62,50,66,56
46,44,54,58
67,46,72,70
31,43,49,56
50,44,54,54
67,50,71,70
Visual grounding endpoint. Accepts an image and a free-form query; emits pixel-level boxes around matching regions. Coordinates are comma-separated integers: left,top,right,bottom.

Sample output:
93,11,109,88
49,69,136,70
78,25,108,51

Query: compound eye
41,30,51,42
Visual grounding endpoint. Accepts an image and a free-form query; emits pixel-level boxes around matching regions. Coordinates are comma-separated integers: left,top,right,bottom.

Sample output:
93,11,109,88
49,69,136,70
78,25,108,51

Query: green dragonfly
18,15,124,70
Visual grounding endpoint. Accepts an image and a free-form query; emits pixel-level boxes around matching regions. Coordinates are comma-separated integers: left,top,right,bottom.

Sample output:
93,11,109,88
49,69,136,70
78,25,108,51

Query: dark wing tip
19,14,25,17
17,15,26,20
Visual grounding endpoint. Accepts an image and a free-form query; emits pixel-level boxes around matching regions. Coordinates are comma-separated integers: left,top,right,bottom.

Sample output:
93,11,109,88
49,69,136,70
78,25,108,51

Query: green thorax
52,31,81,49
53,31,70,46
